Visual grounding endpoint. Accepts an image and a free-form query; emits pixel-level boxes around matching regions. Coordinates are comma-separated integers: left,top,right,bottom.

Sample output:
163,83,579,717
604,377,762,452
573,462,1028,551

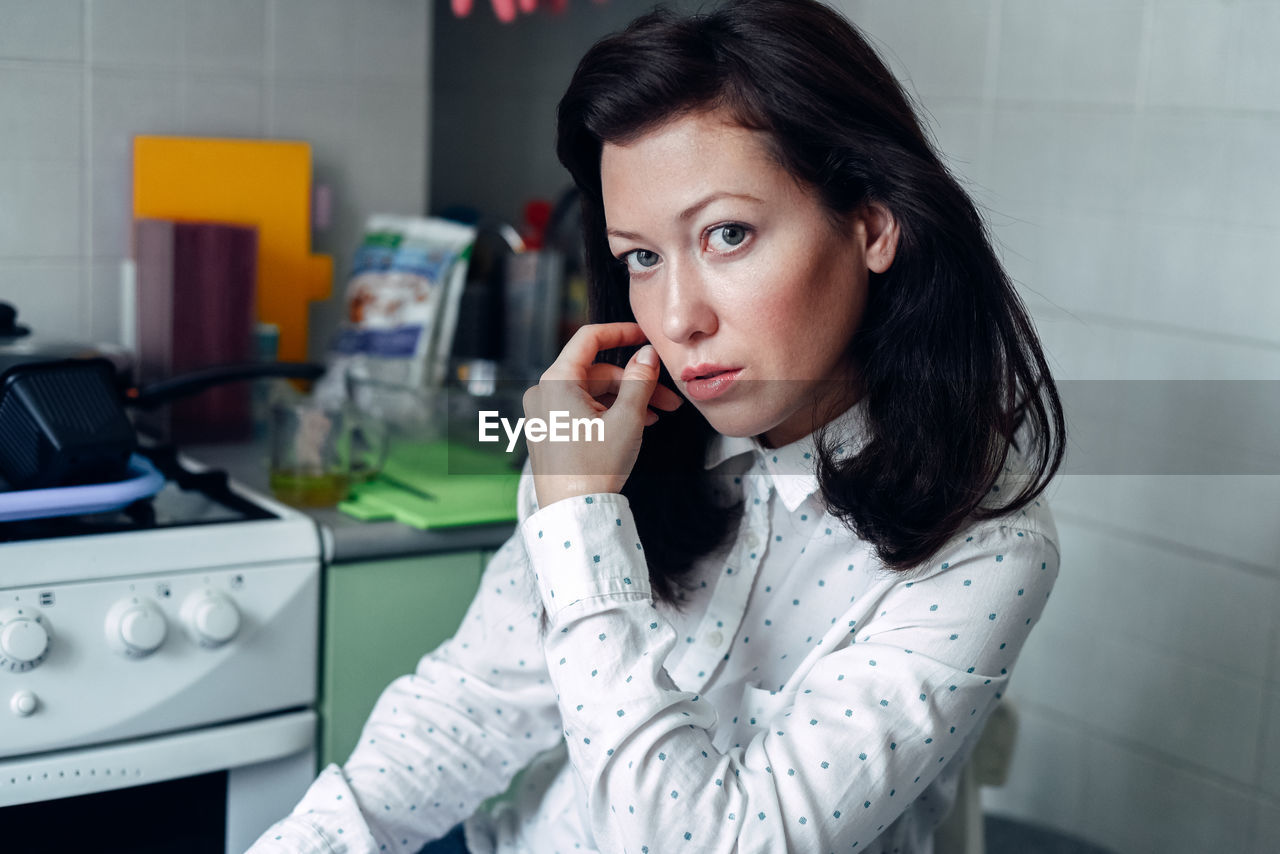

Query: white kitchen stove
0,445,323,853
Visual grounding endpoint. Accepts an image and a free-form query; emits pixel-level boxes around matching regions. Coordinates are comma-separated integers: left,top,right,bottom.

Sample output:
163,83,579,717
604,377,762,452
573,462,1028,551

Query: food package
317,216,476,427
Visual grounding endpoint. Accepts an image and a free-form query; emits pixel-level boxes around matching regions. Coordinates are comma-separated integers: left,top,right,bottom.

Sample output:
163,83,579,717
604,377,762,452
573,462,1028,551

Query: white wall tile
0,263,85,341
986,107,1058,210
0,161,82,258
1050,475,1280,571
1045,109,1137,215
1003,620,1096,729
836,0,992,102
1048,519,1278,680
1021,621,1266,783
344,0,429,83
0,67,82,161
268,81,352,154
1018,211,1136,318
988,209,1044,295
1134,113,1229,225
182,74,265,138
184,0,266,75
996,0,1145,106
1128,222,1280,344
985,105,1143,216
1032,312,1280,381
1146,0,1236,110
1083,738,1256,854
345,84,426,212
1057,377,1280,478
1259,690,1280,800
88,71,181,258
1228,0,1280,112
1255,799,1280,854
271,0,348,81
0,0,83,62
0,0,429,369
926,103,988,193
980,706,1088,833
1023,214,1280,347
1220,115,1280,231
87,258,125,345
89,0,184,69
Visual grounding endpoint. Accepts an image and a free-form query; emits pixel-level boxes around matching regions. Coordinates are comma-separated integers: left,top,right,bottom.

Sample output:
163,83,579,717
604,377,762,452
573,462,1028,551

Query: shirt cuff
519,493,652,620
245,763,377,853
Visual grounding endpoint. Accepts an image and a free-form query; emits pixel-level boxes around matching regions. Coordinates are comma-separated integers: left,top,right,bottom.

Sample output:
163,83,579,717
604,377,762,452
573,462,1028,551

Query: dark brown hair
556,0,1065,603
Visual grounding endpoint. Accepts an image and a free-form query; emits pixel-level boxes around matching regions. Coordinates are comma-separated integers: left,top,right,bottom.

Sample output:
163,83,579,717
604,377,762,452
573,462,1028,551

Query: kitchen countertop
185,441,516,564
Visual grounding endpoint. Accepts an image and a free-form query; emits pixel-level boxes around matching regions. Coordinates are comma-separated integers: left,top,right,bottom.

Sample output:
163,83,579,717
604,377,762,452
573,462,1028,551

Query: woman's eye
707,224,750,251
623,249,661,273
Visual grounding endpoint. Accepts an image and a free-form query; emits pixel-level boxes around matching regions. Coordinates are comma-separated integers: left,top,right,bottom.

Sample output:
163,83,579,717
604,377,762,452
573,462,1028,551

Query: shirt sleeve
247,471,561,854
522,494,1059,854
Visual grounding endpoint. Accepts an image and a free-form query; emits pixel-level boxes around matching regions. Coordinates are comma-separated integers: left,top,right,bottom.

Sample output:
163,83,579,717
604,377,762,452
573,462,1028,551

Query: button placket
669,453,776,693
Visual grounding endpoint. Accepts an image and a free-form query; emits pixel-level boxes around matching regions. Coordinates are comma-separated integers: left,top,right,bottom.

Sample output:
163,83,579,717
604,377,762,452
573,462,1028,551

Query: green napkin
339,441,521,529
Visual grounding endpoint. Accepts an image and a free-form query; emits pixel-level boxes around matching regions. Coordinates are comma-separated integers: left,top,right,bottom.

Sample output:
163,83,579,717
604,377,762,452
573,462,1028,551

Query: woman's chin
695,405,777,441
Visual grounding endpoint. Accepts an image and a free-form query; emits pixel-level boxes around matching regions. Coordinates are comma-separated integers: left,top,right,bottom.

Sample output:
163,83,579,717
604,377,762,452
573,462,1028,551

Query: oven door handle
0,709,315,808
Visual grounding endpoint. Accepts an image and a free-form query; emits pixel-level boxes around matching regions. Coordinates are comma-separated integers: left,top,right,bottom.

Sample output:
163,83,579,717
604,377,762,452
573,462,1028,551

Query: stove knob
11,690,39,717
0,608,50,671
181,590,241,648
105,597,168,658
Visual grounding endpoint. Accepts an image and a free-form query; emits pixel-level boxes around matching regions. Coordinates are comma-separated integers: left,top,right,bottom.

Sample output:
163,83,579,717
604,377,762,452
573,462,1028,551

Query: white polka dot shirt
248,404,1060,854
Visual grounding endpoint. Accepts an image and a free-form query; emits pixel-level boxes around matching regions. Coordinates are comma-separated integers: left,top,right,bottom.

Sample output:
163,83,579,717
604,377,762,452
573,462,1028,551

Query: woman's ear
858,203,899,274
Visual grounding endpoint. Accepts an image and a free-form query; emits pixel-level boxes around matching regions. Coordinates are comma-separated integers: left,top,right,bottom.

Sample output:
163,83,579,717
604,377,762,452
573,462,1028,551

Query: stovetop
0,445,279,544
0,443,322,765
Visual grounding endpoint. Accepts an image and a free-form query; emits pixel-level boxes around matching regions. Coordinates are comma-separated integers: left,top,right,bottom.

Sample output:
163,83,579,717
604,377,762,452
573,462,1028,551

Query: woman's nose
661,263,718,344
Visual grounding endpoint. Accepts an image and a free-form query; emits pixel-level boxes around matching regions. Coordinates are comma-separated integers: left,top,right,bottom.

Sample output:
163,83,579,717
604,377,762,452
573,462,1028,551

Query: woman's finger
648,383,684,412
583,362,624,398
541,322,648,380
585,362,683,414
609,345,661,425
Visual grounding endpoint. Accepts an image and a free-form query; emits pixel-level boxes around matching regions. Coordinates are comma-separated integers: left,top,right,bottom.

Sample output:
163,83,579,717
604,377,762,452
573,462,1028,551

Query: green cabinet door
320,551,486,768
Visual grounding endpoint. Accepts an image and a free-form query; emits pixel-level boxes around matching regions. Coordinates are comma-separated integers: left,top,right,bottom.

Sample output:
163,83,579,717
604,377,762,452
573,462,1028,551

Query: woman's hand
523,322,682,508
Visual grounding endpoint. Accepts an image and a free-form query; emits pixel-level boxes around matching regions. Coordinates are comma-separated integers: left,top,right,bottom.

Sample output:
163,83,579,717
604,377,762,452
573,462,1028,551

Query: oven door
0,709,315,853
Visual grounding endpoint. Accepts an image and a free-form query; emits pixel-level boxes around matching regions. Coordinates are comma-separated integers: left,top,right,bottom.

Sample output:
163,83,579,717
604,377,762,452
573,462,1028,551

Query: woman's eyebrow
607,192,766,241
677,191,764,222
606,227,645,241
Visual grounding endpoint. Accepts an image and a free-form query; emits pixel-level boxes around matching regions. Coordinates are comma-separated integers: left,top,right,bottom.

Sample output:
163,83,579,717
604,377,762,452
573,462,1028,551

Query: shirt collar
703,398,870,513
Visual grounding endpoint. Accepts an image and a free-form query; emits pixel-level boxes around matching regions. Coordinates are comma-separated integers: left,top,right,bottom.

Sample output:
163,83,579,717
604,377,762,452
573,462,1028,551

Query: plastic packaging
317,216,476,427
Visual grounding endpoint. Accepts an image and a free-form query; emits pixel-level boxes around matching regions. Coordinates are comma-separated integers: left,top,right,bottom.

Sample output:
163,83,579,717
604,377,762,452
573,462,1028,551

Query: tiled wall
0,0,430,360
830,1,1280,851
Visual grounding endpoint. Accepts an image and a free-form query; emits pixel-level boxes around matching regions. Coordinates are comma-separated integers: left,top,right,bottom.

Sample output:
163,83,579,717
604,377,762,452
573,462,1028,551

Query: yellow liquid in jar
268,471,350,507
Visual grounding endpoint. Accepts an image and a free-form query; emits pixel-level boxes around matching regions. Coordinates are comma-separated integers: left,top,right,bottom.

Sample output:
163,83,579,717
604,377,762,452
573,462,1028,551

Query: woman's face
601,108,895,447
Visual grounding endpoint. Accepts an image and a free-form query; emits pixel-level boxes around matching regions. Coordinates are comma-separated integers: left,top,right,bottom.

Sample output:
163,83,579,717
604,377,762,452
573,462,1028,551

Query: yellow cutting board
132,136,333,363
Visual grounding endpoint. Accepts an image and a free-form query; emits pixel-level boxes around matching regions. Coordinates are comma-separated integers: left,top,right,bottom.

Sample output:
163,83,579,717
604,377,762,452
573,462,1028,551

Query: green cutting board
339,441,521,529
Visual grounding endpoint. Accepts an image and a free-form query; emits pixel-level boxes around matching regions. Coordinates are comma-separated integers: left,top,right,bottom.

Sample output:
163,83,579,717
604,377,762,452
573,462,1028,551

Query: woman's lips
682,368,743,402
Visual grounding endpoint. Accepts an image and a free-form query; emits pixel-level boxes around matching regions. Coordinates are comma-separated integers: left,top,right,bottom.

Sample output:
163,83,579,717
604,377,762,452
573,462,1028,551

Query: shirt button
706,630,724,647
745,533,760,550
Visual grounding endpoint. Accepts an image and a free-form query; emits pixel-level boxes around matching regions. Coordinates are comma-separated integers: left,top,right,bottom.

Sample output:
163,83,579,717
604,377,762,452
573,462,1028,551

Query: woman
251,1,1063,852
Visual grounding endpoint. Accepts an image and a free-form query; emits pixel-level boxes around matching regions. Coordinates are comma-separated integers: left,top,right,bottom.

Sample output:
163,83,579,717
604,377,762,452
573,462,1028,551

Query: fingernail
637,345,656,367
